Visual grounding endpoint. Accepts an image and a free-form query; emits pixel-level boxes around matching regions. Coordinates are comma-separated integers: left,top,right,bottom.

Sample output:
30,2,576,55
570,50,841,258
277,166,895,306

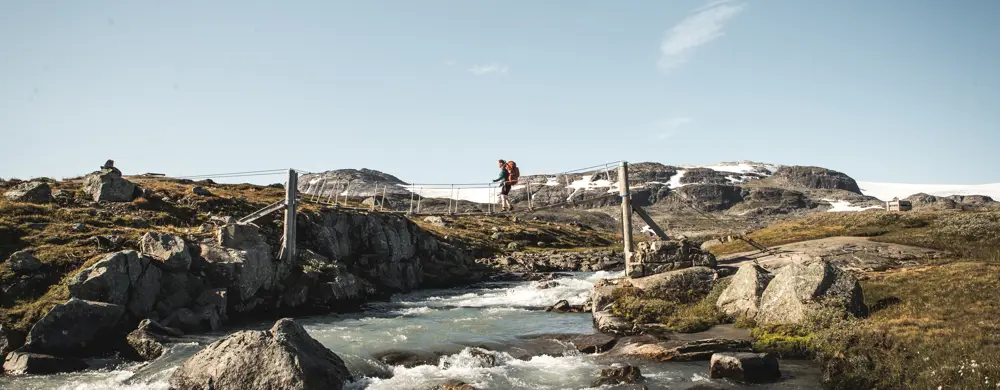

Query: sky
2,0,999,185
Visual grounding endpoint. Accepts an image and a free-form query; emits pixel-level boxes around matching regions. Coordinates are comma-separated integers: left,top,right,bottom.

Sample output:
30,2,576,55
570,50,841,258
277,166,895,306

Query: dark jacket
493,167,509,183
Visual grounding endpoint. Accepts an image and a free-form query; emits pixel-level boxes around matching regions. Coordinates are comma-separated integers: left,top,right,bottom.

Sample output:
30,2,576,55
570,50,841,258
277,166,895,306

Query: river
0,271,820,389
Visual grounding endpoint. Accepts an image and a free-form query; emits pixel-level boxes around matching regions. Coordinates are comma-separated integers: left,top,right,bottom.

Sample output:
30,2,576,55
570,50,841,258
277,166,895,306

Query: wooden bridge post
278,169,297,262
619,161,634,276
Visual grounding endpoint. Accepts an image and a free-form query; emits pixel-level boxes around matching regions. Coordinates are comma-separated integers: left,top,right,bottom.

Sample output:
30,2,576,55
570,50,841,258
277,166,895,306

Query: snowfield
857,181,1000,202
822,199,883,212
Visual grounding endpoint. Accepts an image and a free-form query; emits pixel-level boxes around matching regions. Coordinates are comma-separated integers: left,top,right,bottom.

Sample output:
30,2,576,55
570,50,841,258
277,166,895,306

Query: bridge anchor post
619,161,634,277
278,169,297,262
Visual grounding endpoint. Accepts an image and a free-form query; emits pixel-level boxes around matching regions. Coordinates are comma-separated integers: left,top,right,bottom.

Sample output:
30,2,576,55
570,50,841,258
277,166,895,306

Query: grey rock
771,166,861,194
710,352,781,383
4,181,52,203
24,298,125,355
168,318,352,390
567,333,618,354
373,349,440,368
756,261,868,325
507,242,523,251
140,232,193,272
164,306,223,333
154,272,200,318
200,242,274,305
83,167,138,202
423,216,448,228
610,338,752,361
0,324,26,363
196,288,229,321
716,265,774,319
216,222,266,249
71,223,87,232
674,184,744,212
68,250,163,318
593,311,637,336
4,251,42,273
629,240,716,278
628,266,718,303
125,319,181,361
2,351,88,375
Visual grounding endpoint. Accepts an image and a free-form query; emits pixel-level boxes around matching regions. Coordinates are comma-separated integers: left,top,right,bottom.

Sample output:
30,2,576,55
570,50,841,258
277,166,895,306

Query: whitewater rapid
0,271,820,390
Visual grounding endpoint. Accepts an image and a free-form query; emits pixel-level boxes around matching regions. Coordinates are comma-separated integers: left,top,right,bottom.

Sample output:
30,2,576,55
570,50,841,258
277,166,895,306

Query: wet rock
593,311,637,336
23,298,125,356
533,280,559,289
154,272,201,318
710,352,781,383
0,324,26,366
4,250,42,273
169,318,352,390
610,338,752,362
627,266,717,303
2,351,89,375
628,240,716,278
372,349,440,368
756,261,867,325
440,347,502,369
591,279,622,312
567,333,618,354
594,364,643,386
164,306,222,333
196,288,229,321
437,380,476,390
82,167,138,202
140,232,193,272
716,264,774,319
68,250,162,318
4,181,52,203
125,319,182,361
546,299,571,312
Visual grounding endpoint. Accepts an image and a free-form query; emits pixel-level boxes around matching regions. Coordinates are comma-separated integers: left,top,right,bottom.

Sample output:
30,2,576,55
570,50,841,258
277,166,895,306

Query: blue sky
2,0,998,185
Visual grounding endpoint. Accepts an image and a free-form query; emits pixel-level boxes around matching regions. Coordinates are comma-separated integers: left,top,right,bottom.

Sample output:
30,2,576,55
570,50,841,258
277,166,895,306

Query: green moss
608,276,732,333
750,324,815,359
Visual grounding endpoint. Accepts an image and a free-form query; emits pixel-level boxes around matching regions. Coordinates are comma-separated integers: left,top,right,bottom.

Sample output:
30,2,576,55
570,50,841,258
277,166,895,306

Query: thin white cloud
444,60,457,66
467,63,509,75
658,0,745,70
658,117,694,139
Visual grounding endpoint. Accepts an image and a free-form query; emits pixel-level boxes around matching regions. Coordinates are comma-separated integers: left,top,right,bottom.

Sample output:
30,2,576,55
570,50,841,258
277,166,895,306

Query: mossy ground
609,277,731,333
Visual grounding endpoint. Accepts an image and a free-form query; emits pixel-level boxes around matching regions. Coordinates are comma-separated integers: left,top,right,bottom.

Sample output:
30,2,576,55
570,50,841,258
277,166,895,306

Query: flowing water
0,271,821,390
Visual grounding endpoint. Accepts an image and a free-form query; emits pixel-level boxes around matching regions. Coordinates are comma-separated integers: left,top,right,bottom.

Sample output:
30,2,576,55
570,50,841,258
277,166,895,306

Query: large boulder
593,364,643,386
2,351,88,375
771,166,862,194
716,264,774,319
710,352,781,383
68,250,162,318
82,167,138,202
140,232,193,272
593,311,637,336
22,298,125,356
4,250,42,273
609,338,752,361
627,266,718,302
756,261,867,325
168,318,353,390
199,242,275,306
628,240,716,278
3,181,52,203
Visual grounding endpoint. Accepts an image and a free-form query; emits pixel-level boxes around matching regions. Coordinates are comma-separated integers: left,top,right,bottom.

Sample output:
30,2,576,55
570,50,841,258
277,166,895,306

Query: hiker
492,159,520,211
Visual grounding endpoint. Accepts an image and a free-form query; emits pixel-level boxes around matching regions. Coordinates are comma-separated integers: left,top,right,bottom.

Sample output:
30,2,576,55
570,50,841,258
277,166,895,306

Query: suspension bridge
166,160,769,276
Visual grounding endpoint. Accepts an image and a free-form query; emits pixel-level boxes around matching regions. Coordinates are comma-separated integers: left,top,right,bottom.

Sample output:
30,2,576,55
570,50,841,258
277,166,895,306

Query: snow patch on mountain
823,199,883,212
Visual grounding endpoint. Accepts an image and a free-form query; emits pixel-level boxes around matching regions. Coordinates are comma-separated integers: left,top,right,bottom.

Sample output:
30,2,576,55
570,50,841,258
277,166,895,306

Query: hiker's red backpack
506,161,520,184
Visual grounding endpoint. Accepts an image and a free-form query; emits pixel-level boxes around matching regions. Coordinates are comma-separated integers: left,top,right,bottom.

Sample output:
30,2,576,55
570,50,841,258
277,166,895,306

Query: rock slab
709,352,781,383
83,167,138,202
169,318,352,390
716,264,774,319
4,181,52,203
140,232,193,272
68,250,163,319
23,298,125,356
2,351,89,375
756,261,867,324
628,240,716,278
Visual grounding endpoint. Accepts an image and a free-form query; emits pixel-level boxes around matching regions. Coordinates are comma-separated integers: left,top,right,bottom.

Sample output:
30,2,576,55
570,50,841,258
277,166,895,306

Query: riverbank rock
124,319,183,361
82,167,138,202
4,181,52,203
594,364,643,386
2,351,89,375
628,240,716,278
373,349,441,368
593,311,637,336
716,265,774,318
169,318,352,390
482,249,625,273
23,298,125,356
710,352,781,383
140,232,192,272
199,240,275,306
627,266,717,302
756,261,867,325
609,338,752,362
68,250,163,319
